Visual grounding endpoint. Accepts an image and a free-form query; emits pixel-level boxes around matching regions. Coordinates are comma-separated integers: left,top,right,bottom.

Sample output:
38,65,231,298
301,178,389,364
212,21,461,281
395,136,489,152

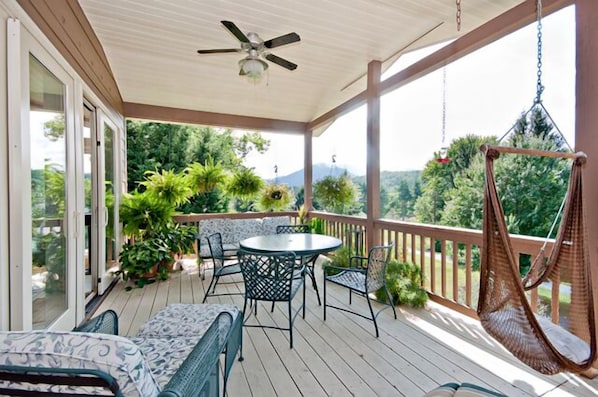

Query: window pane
30,54,68,329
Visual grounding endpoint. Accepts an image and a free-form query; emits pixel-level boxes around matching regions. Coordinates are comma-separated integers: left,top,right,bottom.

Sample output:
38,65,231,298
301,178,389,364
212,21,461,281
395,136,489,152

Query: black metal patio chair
323,242,397,337
203,232,243,303
238,250,305,348
275,224,322,305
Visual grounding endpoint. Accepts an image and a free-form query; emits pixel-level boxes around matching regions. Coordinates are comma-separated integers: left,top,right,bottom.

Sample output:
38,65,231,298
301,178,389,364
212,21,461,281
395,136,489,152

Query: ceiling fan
197,21,300,79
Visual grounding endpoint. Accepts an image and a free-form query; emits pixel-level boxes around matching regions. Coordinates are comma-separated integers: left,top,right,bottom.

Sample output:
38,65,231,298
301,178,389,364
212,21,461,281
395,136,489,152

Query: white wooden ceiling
79,0,524,125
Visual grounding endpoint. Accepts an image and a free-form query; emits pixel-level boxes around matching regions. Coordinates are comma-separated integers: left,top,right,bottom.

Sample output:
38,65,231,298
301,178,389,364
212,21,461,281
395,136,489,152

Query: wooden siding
96,258,598,396
17,0,123,113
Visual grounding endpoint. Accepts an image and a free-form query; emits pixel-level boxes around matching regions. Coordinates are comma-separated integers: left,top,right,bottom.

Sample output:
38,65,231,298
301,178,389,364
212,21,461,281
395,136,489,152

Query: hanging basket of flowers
225,168,264,199
257,183,294,211
313,172,357,214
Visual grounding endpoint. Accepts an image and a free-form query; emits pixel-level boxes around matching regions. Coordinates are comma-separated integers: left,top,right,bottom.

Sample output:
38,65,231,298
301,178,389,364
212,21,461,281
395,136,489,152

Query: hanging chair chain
455,0,462,32
535,0,544,104
442,67,447,146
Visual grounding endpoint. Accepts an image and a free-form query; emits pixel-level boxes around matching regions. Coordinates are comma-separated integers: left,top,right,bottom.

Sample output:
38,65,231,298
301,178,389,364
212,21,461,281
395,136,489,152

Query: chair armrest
349,256,368,268
0,365,123,396
323,264,365,277
73,309,119,335
159,312,232,397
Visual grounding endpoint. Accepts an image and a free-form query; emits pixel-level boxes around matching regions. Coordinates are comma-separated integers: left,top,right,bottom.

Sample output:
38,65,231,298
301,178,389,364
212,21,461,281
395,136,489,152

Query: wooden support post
366,60,382,250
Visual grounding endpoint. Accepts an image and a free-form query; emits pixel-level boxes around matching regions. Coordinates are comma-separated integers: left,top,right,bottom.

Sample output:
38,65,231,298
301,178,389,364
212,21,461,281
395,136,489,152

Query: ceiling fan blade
264,32,300,49
197,48,241,54
265,53,298,71
221,20,249,43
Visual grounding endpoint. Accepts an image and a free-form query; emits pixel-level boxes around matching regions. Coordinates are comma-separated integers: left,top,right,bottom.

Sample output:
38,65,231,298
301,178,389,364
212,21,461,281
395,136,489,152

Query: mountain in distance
270,163,421,188
268,163,347,187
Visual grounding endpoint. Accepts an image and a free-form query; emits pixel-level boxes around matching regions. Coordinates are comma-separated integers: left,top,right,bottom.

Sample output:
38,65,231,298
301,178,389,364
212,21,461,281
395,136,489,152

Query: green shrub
323,246,352,276
376,260,428,308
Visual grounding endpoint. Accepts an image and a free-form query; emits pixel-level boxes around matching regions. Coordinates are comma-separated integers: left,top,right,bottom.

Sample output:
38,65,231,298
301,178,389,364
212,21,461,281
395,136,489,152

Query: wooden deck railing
173,211,560,322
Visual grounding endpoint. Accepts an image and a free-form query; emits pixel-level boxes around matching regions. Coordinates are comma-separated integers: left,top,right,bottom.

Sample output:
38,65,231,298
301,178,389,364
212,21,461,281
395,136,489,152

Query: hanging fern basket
226,168,264,199
257,184,294,211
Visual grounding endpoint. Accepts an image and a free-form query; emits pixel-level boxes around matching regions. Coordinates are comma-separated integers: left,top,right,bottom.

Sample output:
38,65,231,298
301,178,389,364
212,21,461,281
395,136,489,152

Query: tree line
127,106,570,242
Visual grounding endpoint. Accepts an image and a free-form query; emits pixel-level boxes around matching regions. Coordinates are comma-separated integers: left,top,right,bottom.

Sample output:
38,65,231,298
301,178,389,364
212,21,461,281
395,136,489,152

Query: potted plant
117,236,172,287
185,157,227,194
257,183,294,211
225,168,264,199
313,172,358,214
118,170,196,287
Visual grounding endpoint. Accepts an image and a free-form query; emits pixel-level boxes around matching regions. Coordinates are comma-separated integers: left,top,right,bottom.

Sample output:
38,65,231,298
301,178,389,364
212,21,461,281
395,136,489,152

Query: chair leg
385,286,397,319
242,297,250,324
323,277,327,321
202,274,218,303
307,265,322,306
366,294,380,338
302,276,306,319
288,300,294,348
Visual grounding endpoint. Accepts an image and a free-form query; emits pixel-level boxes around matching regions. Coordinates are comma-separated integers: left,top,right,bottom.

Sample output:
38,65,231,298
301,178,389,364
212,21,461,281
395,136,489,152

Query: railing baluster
174,212,561,319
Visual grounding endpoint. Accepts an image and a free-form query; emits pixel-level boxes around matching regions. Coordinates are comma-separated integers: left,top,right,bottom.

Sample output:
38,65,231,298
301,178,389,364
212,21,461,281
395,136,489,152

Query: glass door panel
83,104,96,301
104,123,117,273
29,54,68,329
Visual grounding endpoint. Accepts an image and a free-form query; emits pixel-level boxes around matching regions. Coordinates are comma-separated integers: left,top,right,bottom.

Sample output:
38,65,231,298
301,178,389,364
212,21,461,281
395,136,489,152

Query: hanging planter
257,183,294,211
185,157,227,193
313,172,357,214
225,168,264,199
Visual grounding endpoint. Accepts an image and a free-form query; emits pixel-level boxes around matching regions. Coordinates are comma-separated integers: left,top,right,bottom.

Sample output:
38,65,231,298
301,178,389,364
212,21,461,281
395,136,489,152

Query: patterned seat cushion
129,336,198,389
0,331,160,397
136,303,239,345
261,216,291,234
198,218,236,257
232,218,263,242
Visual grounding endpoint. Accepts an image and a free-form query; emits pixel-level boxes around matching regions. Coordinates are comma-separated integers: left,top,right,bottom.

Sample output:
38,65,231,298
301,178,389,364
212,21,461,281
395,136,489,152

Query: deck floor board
96,259,598,397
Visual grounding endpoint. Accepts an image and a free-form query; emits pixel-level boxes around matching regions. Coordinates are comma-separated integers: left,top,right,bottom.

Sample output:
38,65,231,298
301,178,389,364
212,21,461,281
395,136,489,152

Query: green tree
126,121,271,214
414,134,494,223
441,108,569,239
126,121,192,191
186,127,269,171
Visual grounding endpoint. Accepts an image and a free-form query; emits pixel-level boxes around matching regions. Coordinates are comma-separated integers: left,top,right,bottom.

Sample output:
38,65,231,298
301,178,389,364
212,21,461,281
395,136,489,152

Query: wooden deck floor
96,259,598,397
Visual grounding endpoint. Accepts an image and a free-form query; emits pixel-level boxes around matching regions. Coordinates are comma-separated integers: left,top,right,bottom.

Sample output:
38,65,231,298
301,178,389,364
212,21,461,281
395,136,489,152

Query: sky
242,5,575,180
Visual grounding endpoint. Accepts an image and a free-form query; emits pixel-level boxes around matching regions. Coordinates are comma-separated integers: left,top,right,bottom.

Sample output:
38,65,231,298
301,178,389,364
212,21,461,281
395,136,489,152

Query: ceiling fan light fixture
239,57,268,80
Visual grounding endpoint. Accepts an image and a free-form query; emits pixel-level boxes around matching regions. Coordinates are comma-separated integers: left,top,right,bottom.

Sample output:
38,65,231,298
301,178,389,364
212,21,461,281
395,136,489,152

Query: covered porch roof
19,0,570,133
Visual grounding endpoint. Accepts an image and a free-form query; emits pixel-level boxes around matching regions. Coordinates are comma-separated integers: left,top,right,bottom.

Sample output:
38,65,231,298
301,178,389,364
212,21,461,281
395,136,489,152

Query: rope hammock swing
480,145,596,375
478,0,597,375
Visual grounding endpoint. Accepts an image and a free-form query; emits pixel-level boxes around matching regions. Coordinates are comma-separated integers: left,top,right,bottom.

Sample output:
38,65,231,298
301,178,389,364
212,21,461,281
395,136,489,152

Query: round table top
239,233,342,256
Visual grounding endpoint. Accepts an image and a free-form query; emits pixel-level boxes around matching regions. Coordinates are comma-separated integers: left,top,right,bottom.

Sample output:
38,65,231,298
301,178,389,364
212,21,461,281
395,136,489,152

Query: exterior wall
16,0,123,114
0,0,125,330
0,4,11,330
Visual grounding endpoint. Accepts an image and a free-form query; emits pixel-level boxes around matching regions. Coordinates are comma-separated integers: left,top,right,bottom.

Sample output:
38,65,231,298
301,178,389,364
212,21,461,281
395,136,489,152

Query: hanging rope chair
479,144,597,375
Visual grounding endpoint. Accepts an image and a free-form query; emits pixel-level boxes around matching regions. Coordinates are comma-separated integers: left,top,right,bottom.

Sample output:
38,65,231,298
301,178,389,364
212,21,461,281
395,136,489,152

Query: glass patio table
239,233,342,305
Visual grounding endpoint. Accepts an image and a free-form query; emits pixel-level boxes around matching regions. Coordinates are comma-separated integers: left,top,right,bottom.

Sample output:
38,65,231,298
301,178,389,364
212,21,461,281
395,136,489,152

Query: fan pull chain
456,0,462,32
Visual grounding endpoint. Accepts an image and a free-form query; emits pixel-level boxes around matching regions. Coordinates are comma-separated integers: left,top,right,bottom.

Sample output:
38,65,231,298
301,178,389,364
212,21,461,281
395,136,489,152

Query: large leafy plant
118,170,195,286
225,168,264,199
185,157,227,194
314,172,357,214
257,184,294,211
376,260,428,308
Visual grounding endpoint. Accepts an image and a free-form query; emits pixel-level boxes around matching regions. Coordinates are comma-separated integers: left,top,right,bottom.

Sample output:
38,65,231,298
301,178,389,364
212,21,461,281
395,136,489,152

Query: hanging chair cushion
537,315,591,364
483,308,591,365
